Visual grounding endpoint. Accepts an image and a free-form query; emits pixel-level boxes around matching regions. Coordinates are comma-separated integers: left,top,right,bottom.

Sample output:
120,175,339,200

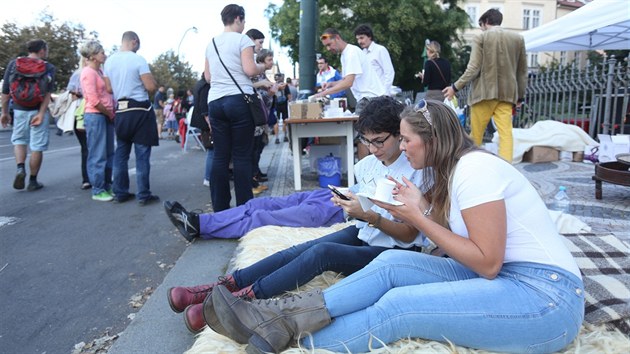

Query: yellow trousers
470,100,514,163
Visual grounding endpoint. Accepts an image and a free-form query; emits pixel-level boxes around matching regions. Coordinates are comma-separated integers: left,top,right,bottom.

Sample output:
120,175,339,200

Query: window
560,51,567,67
523,8,541,30
466,5,479,26
528,53,539,68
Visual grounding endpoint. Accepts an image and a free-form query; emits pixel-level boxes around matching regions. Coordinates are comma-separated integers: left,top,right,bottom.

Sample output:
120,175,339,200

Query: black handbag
212,38,267,126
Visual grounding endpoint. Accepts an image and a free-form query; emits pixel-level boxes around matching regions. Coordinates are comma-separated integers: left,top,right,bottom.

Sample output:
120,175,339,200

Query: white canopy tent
522,0,630,52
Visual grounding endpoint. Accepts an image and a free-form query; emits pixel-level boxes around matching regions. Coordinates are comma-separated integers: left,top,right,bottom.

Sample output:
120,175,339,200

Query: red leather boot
167,275,239,313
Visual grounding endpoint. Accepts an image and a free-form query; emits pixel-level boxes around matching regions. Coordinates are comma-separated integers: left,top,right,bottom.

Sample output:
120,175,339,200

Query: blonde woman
416,40,451,101
211,100,584,354
80,40,115,202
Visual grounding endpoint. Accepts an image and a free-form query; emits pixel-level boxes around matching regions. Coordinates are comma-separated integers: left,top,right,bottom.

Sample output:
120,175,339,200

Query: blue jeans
84,113,114,194
204,148,214,181
113,139,152,201
305,250,585,353
208,95,254,211
232,226,393,299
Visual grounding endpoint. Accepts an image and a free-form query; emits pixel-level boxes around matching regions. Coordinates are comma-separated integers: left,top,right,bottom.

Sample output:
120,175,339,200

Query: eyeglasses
359,133,391,148
413,99,433,126
320,34,333,41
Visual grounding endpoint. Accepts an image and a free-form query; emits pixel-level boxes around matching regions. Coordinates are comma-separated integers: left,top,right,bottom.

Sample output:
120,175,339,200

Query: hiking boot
202,284,255,338
211,285,331,351
27,181,44,191
92,191,114,202
184,304,206,333
13,167,26,190
163,200,200,241
168,275,239,313
138,194,160,206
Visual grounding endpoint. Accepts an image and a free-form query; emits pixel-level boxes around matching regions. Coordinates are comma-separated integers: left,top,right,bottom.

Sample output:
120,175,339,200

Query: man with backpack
1,39,56,191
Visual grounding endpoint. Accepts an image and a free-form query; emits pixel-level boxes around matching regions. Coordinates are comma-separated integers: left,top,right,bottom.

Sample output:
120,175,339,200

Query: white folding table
285,117,358,190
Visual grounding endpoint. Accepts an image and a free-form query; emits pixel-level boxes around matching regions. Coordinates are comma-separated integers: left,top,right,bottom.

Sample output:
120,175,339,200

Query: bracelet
368,214,382,228
451,84,459,93
423,204,433,217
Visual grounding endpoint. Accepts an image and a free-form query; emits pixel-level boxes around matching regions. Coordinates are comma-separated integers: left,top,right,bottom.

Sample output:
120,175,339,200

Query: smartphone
328,185,350,201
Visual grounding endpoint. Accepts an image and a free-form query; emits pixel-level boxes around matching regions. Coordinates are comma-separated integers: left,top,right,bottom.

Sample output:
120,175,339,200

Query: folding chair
183,107,206,152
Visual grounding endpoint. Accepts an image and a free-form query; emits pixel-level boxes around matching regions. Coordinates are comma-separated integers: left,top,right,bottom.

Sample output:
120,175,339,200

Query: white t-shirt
449,151,581,278
103,51,151,102
364,41,395,95
206,32,255,102
351,152,426,249
340,44,385,101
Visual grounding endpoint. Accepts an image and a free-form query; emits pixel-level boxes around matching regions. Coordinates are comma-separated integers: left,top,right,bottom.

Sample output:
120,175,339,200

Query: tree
149,51,198,97
266,0,470,91
0,12,88,92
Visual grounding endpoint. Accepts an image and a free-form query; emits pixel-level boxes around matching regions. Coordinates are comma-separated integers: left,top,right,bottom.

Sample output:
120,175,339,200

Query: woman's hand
372,176,426,225
331,191,365,220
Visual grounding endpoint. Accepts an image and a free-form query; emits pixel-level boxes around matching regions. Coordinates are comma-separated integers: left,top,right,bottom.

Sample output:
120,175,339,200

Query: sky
0,0,292,76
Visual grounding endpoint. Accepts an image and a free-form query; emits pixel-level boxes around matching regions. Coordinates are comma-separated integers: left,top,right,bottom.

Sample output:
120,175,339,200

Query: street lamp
177,26,198,58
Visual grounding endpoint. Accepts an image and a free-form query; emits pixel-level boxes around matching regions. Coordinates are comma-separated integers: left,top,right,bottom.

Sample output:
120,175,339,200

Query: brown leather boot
167,275,239,313
202,284,256,338
212,285,331,353
183,303,205,333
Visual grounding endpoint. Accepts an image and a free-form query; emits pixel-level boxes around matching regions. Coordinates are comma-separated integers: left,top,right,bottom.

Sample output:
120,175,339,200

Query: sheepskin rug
186,223,630,354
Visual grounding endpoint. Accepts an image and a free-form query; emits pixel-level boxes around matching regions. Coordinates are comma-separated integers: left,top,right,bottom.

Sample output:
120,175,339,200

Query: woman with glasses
166,96,426,334
212,99,584,354
416,40,451,101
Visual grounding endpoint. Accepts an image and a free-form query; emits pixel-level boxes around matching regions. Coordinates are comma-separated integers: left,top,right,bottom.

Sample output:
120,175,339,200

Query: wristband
451,84,459,93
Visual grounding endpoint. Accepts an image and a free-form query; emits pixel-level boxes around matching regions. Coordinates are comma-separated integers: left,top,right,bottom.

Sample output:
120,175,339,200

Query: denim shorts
11,109,50,151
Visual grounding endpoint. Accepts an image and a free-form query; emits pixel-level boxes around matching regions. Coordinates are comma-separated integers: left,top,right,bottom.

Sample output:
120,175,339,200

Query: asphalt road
0,127,212,354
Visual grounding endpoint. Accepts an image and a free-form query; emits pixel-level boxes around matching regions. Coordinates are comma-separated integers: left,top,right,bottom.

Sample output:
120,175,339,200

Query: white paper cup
374,179,396,202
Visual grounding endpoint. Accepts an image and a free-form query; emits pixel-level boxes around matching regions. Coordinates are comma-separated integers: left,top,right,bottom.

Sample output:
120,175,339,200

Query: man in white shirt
315,28,386,159
314,27,386,159
313,28,385,107
354,24,395,96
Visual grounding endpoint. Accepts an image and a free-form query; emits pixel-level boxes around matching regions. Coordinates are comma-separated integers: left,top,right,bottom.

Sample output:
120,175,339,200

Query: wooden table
285,117,358,190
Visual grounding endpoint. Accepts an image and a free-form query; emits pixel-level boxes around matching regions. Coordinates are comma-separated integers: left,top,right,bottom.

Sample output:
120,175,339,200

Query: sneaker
203,179,210,187
81,182,92,190
138,195,160,206
92,191,114,202
27,181,44,191
274,138,280,144
113,193,135,203
163,200,199,241
283,136,289,142
13,168,26,190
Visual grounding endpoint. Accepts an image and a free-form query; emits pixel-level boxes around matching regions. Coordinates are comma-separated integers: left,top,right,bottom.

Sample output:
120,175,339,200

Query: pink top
80,66,114,114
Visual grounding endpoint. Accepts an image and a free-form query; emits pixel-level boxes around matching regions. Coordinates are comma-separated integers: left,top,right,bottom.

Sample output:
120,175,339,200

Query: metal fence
516,54,629,137
406,54,629,139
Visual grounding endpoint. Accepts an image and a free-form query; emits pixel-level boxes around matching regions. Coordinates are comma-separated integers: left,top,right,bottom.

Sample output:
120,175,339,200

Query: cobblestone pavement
515,161,629,240
259,139,629,240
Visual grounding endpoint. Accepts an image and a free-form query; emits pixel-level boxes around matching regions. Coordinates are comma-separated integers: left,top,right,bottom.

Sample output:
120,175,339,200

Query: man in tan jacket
444,9,527,163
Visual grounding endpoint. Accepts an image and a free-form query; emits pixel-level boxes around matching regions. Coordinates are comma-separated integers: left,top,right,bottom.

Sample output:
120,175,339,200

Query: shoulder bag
430,59,448,86
212,38,267,126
